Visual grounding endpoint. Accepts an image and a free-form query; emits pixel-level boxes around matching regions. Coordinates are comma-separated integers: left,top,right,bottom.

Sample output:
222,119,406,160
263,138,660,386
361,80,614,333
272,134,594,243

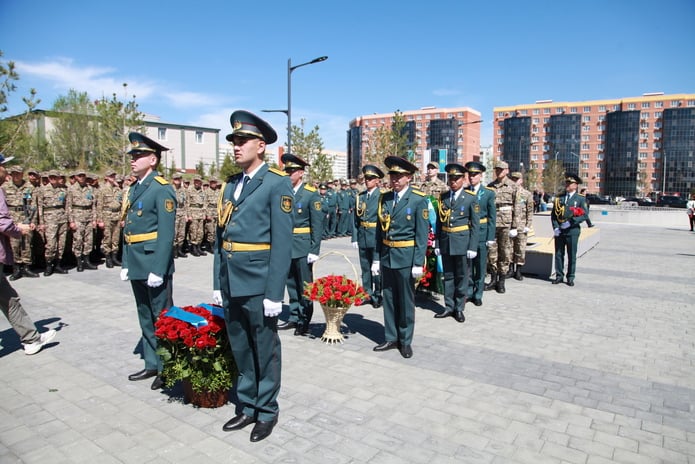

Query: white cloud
15,57,157,100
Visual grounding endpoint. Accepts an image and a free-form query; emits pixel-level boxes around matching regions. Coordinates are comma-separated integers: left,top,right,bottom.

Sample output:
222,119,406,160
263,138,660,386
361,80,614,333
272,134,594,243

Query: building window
597,144,604,150
640,112,650,119
654,112,662,119
195,131,203,144
598,115,605,122
582,153,590,160
556,108,564,114
627,103,636,110
583,106,591,112
639,142,648,149
583,125,590,131
612,105,620,111
671,100,679,107
641,102,650,108
688,100,695,107
532,145,538,151
597,153,604,160
582,135,590,141
533,109,539,115
158,128,166,140
654,101,663,108
582,144,590,150
570,107,578,113
597,134,605,141
543,117,549,123
498,112,505,117
533,118,539,124
583,115,591,122
532,136,539,142
532,126,539,133
599,105,606,112
596,173,602,179
543,108,550,114
639,152,647,159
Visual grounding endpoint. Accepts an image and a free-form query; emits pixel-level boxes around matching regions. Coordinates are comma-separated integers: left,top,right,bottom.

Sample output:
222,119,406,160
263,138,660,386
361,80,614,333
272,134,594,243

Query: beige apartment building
493,93,695,198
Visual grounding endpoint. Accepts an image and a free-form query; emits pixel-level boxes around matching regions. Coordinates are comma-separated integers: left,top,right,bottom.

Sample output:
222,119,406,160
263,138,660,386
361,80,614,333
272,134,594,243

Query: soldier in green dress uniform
351,165,385,308
464,161,496,306
372,156,429,359
277,153,323,336
551,173,588,286
214,110,293,442
121,132,176,391
433,163,480,323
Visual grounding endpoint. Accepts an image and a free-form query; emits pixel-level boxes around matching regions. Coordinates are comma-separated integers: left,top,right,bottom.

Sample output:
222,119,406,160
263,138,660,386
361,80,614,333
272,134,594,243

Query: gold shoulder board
304,184,317,192
269,167,288,176
154,176,169,185
412,189,425,197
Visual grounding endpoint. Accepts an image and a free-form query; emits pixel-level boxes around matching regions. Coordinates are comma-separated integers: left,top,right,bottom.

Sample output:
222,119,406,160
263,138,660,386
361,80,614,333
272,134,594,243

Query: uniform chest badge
164,199,175,212
314,201,322,211
422,209,429,220
281,195,293,213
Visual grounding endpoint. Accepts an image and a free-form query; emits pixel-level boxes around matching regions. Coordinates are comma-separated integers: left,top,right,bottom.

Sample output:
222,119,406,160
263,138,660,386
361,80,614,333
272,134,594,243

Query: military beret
362,165,384,179
509,171,523,180
8,165,24,174
385,156,418,175
465,161,486,174
564,173,582,184
281,153,309,170
127,132,169,157
226,110,277,144
494,160,509,169
445,163,466,177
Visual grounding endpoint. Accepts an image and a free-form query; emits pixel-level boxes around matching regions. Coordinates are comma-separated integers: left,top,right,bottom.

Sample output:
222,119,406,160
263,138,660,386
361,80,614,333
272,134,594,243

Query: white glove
351,241,358,249
434,248,441,256
466,250,477,259
411,266,424,279
371,261,380,276
213,290,223,306
560,221,571,229
509,228,518,238
147,273,164,288
120,268,129,281
553,228,561,237
307,253,319,264
262,299,282,317
486,240,496,247
523,227,530,233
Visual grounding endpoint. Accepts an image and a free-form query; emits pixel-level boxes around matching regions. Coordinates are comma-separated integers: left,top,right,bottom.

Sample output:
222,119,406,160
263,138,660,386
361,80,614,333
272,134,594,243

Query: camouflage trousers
188,217,204,245
204,218,216,244
101,217,121,255
44,221,68,261
487,227,513,274
72,221,94,256
174,214,187,247
512,232,529,266
10,232,33,265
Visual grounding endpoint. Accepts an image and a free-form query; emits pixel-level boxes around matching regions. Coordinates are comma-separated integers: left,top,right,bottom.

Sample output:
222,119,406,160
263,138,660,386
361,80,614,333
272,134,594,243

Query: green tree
219,153,240,180
361,109,411,173
289,119,331,183
524,167,541,191
94,84,144,174
542,159,565,195
0,50,41,160
50,89,98,169
195,159,205,176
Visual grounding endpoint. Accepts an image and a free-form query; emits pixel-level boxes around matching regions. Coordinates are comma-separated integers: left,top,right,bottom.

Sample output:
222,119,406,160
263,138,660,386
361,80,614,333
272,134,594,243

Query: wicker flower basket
182,380,229,408
313,251,360,345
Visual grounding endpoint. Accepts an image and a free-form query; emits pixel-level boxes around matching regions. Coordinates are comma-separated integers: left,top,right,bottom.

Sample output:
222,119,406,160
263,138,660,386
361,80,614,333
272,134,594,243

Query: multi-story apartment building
493,93,695,198
347,106,483,181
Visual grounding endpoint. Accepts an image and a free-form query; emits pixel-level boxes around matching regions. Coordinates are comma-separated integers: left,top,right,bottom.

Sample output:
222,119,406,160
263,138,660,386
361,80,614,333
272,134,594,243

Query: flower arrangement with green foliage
304,275,368,309
155,305,237,394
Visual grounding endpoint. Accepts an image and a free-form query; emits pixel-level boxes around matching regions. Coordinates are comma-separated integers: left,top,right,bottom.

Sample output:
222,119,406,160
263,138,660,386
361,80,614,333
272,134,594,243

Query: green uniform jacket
551,192,589,233
291,183,323,259
352,189,380,248
467,186,496,243
213,165,293,301
436,190,480,255
122,171,176,279
375,188,429,269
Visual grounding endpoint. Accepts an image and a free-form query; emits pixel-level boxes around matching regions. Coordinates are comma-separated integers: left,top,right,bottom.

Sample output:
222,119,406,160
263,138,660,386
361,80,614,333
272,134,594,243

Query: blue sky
2,0,693,152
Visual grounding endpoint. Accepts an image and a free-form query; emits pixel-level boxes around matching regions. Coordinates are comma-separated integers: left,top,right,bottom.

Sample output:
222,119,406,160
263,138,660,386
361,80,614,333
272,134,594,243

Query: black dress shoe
551,277,563,285
399,345,413,358
150,375,164,390
222,414,255,432
566,280,575,287
277,321,297,330
373,341,398,352
472,298,483,306
454,311,466,323
128,369,158,381
250,417,278,442
294,323,308,336
371,298,382,308
433,310,453,319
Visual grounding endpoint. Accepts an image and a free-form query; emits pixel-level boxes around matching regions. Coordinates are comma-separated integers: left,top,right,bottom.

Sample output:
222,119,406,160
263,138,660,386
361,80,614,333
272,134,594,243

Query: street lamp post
263,55,327,155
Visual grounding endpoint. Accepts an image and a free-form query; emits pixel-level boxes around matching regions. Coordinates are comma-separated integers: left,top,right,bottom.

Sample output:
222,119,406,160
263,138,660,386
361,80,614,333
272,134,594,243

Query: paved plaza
1,218,694,463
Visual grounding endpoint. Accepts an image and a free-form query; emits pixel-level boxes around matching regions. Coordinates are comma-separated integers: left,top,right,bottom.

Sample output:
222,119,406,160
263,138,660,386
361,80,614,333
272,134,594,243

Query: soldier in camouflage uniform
507,171,534,281
203,176,219,252
96,170,123,268
37,170,69,276
186,176,206,256
67,170,98,271
484,160,519,294
3,166,39,280
420,162,448,198
172,173,189,258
